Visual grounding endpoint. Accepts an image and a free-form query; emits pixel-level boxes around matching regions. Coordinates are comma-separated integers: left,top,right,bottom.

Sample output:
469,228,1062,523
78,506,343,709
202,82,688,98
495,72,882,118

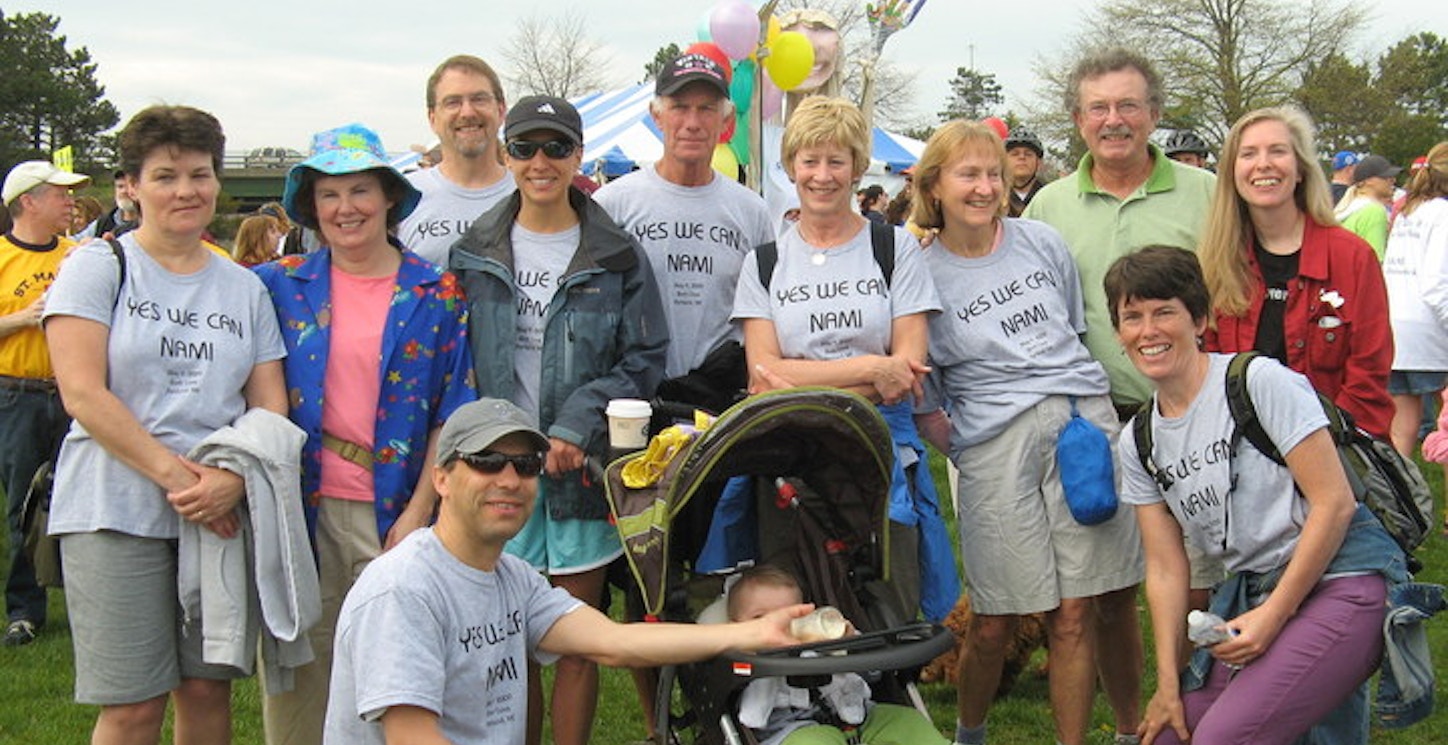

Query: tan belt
322,431,374,472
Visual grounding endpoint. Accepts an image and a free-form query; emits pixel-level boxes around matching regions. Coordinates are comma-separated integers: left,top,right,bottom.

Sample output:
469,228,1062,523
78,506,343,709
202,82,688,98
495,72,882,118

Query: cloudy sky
18,0,1440,152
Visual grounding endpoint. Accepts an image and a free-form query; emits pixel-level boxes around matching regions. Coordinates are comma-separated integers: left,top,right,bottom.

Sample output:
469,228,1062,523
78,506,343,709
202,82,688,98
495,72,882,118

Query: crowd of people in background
2,36,1446,745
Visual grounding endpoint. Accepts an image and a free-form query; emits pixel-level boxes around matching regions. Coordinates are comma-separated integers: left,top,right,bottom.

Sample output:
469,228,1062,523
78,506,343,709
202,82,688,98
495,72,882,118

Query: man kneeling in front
325,398,809,744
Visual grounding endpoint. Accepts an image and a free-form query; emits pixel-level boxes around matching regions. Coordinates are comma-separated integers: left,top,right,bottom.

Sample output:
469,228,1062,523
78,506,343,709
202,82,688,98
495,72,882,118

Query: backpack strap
1224,351,1286,465
105,238,127,312
755,241,778,289
869,221,895,287
1131,399,1174,490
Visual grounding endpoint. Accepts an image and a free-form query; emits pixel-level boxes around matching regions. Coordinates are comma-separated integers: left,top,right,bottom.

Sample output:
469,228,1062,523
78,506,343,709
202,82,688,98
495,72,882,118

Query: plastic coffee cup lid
606,399,652,418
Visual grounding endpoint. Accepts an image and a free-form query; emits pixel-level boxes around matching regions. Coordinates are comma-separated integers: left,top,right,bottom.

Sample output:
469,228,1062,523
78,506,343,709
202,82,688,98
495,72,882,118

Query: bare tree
500,11,616,99
1026,0,1367,162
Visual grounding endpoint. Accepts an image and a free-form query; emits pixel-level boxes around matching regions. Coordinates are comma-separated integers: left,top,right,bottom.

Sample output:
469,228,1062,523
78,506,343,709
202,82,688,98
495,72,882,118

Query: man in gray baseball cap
325,398,806,745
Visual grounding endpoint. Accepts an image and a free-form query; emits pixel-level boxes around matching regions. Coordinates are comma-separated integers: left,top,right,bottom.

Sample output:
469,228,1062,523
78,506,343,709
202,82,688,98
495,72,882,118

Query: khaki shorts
954,395,1144,615
63,530,243,705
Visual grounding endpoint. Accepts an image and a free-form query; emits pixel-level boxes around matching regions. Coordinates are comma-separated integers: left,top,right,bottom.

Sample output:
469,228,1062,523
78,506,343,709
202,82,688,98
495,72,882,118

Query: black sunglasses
506,139,577,160
457,450,545,477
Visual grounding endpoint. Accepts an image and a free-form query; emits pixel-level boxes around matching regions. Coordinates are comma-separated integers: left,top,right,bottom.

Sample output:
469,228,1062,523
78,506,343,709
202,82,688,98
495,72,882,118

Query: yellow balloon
711,142,740,180
764,31,814,91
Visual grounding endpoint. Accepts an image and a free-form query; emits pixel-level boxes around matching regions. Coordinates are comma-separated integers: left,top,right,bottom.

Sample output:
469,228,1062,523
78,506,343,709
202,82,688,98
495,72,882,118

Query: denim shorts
1388,370,1448,396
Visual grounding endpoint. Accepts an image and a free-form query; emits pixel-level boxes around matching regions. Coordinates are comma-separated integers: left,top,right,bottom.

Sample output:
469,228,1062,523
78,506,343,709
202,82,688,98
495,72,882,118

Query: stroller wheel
655,663,756,745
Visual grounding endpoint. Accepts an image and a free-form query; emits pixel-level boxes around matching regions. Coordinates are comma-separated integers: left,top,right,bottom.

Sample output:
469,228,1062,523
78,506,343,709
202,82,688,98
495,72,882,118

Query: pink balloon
983,116,1009,139
759,72,783,121
710,0,761,60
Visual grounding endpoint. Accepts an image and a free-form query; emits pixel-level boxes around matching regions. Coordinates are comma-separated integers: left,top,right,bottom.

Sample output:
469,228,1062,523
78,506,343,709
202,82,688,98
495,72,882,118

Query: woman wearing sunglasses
252,123,476,745
449,95,667,745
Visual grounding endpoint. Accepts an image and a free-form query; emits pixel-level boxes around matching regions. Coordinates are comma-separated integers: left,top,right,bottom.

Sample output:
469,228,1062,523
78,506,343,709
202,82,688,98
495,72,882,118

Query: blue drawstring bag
1057,397,1118,525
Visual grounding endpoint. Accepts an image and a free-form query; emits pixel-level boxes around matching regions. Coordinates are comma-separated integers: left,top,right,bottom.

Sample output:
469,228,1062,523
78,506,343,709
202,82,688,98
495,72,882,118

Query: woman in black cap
449,95,667,745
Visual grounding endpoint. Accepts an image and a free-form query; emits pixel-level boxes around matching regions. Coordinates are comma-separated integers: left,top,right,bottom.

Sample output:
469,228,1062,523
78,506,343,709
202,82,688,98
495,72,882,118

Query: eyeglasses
457,450,545,477
1082,100,1147,121
438,92,498,112
506,139,577,160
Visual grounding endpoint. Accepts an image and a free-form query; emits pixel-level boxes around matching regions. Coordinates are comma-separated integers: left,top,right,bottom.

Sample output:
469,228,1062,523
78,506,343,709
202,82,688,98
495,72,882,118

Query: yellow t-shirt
0,234,75,378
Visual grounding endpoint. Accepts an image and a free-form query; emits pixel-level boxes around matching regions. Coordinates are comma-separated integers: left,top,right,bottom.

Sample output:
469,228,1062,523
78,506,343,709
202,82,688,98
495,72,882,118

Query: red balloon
684,42,733,83
720,114,737,144
983,116,1009,139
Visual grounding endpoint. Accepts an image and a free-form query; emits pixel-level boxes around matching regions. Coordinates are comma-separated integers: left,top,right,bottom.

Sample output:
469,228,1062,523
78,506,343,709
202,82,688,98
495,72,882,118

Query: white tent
571,83,925,183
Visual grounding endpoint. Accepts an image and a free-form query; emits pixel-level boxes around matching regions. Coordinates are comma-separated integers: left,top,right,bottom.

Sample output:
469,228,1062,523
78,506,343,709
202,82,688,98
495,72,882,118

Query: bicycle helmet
1163,130,1210,157
1004,127,1044,157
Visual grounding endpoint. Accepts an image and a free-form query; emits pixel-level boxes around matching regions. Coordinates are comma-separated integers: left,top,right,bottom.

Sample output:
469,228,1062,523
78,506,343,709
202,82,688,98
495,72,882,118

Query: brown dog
919,594,1047,699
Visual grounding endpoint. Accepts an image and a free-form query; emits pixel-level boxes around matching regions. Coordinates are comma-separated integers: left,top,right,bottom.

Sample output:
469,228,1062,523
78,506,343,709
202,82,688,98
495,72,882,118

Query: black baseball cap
504,96,584,145
656,53,729,98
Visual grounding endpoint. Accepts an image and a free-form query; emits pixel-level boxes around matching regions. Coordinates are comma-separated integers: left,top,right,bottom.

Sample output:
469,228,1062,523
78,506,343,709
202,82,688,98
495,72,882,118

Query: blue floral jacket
254,248,476,543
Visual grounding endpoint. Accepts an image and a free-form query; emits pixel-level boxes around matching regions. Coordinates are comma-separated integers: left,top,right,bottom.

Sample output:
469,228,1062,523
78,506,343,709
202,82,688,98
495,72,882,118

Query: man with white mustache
1022,47,1216,745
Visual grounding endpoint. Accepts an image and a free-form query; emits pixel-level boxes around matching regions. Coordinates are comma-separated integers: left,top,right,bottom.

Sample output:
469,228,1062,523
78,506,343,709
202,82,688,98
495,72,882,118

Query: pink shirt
319,267,396,501
1423,389,1448,464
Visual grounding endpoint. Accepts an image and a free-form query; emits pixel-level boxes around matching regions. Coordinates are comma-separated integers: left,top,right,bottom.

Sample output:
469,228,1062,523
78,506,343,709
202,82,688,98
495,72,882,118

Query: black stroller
605,387,954,745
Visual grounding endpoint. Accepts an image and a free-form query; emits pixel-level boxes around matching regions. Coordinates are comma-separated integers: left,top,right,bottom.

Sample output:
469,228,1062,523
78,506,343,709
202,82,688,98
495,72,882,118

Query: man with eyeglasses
398,55,516,266
449,95,668,745
1018,47,1214,745
324,399,804,745
594,52,773,410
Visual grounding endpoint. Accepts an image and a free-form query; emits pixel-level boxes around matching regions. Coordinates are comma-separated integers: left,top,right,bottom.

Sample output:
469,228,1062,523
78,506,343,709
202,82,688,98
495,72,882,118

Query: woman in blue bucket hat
253,122,476,745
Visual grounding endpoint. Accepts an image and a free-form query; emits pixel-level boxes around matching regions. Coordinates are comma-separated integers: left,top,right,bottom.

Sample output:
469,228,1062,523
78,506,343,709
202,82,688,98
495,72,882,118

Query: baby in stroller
728,566,950,745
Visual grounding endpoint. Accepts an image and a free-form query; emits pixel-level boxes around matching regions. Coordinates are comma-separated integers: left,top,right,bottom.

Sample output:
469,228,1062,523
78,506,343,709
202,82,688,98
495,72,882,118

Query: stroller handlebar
721,622,954,678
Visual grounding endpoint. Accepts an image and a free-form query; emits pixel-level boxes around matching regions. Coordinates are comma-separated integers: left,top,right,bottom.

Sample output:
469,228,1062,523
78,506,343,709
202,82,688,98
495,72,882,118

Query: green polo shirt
1024,145,1216,408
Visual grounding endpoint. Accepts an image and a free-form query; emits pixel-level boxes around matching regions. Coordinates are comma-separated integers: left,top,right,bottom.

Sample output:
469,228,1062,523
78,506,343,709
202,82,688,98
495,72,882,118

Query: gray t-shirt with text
926,219,1109,450
43,236,286,538
595,167,774,378
732,224,940,360
399,167,517,266
325,529,582,745
1118,354,1327,574
511,224,579,424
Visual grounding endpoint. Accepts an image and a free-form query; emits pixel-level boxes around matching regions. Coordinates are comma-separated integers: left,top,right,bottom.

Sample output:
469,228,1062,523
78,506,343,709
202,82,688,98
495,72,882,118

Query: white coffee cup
606,399,652,450
789,606,847,643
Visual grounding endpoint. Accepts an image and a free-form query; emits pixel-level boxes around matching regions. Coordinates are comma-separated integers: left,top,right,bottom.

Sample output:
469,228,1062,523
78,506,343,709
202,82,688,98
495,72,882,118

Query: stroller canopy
606,388,896,618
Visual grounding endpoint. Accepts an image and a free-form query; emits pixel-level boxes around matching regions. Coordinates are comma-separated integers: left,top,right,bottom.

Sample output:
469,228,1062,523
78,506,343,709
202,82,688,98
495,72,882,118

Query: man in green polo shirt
1022,47,1215,745
1025,49,1216,415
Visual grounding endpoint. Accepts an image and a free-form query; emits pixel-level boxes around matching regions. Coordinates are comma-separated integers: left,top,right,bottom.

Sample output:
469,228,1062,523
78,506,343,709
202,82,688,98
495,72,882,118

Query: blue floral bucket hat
281,122,423,230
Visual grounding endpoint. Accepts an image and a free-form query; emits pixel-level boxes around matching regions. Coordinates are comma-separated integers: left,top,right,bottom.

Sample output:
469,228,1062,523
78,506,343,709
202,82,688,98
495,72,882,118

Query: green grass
3,460,1447,745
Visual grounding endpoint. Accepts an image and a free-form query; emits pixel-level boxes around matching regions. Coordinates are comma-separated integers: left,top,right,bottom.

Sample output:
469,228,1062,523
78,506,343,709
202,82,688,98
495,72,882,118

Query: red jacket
1205,218,1394,439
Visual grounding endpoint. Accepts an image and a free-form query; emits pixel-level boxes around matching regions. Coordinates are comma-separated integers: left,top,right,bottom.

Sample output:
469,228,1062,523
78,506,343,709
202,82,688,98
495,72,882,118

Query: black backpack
1133,352,1432,570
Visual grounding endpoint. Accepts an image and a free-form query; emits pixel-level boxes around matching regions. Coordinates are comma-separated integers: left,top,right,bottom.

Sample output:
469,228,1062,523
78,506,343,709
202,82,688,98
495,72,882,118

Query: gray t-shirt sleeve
1118,413,1165,506
43,240,121,326
348,587,450,722
885,228,942,319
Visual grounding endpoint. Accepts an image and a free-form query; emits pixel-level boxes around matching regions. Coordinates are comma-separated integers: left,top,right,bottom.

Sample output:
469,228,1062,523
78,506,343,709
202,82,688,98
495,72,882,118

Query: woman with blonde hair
1199,106,1393,440
1383,142,1448,456
911,120,1142,745
231,213,284,267
733,96,957,626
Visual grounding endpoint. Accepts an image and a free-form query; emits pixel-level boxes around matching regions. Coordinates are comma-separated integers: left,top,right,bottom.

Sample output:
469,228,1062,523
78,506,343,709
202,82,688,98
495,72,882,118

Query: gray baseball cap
436,399,550,465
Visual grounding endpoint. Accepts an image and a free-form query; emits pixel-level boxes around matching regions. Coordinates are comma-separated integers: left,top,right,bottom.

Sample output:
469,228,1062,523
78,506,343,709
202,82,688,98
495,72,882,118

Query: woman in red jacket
1199,107,1393,439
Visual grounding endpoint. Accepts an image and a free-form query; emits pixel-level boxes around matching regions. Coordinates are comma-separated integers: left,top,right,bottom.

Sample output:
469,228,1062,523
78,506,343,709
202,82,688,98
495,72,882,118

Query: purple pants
1155,575,1386,745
